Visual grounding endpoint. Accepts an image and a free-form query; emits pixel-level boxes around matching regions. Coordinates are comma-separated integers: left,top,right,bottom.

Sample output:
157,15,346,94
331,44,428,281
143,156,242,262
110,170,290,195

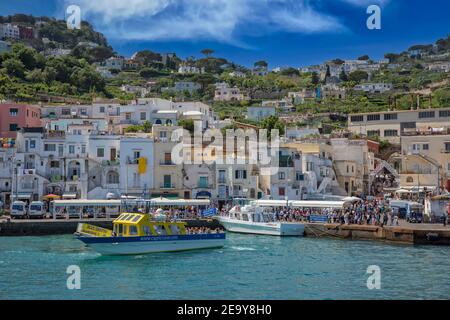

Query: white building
178,65,205,74
354,83,393,94
120,84,149,97
119,135,154,197
214,83,245,101
0,24,20,39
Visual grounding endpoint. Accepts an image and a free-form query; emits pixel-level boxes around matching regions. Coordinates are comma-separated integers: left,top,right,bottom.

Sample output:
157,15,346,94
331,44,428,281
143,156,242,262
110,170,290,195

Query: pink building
0,104,42,139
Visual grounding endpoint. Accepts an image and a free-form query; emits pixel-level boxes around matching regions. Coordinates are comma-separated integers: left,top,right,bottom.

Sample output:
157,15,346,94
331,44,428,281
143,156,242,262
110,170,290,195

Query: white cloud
68,0,347,44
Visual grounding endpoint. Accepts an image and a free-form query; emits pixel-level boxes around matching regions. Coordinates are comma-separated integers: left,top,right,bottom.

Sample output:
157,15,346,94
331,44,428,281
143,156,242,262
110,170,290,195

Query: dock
304,223,450,245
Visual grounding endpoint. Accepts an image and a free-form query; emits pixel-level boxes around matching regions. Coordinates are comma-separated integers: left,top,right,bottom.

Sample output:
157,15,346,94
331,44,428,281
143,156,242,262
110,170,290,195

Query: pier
304,223,450,245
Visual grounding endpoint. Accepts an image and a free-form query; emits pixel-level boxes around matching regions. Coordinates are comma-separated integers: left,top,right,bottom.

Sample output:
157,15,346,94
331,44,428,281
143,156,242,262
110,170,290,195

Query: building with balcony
348,107,450,144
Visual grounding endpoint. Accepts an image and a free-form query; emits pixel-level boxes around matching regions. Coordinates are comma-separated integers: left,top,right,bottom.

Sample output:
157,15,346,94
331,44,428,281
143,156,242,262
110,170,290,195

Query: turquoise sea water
0,234,449,300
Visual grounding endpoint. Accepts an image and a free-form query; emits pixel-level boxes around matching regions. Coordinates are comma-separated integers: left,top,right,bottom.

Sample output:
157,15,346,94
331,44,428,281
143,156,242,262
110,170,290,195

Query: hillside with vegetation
1,13,449,126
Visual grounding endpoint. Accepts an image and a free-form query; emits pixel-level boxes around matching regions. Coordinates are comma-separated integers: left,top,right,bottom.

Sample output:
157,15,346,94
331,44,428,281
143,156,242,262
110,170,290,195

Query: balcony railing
159,160,175,166
160,184,175,189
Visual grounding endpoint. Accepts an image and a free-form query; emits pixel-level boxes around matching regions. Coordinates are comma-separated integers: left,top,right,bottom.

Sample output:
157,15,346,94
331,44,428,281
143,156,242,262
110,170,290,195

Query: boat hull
77,233,226,255
217,217,304,236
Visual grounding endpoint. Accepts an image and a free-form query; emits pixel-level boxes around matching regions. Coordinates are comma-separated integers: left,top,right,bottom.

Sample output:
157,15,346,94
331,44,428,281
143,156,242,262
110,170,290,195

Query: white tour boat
216,199,305,236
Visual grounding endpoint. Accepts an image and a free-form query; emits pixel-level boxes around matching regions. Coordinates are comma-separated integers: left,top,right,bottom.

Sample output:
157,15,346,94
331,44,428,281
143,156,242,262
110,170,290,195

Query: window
296,172,304,181
384,130,398,137
125,113,131,120
44,144,56,152
350,115,364,122
159,131,167,138
218,170,226,183
68,145,75,154
97,148,105,158
418,111,435,119
384,113,398,120
198,177,208,188
29,140,36,149
163,175,172,188
62,108,70,115
439,110,450,118
50,161,59,168
133,151,141,160
235,170,247,179
81,145,86,154
367,114,380,121
9,124,18,131
406,176,414,183
99,106,105,113
445,143,450,152
9,108,18,116
367,130,380,137
279,187,286,197
422,144,429,151
278,172,286,180
140,112,146,120
163,153,172,165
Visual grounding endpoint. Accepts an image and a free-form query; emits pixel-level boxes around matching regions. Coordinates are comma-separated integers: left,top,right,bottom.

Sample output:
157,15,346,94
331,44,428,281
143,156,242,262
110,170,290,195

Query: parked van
390,200,423,223
29,201,44,219
11,201,27,219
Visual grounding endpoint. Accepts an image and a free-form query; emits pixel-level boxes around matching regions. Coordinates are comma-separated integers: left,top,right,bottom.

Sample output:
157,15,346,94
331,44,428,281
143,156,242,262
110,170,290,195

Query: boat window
129,226,138,236
242,214,249,221
132,215,141,222
118,224,123,236
125,215,136,221
154,225,167,235
143,226,151,236
170,225,180,235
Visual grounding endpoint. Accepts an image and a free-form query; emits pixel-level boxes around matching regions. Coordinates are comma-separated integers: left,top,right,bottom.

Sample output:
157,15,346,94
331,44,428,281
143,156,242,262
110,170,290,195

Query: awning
196,191,212,199
13,193,32,199
43,194,61,200
62,193,77,199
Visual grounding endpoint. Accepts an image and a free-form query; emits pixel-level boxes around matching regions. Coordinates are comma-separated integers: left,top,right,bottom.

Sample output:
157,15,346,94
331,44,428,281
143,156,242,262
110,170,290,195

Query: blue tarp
309,215,328,223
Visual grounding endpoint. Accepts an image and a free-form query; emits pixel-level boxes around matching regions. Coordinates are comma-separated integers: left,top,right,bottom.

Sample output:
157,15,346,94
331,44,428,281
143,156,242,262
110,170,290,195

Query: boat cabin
112,213,187,237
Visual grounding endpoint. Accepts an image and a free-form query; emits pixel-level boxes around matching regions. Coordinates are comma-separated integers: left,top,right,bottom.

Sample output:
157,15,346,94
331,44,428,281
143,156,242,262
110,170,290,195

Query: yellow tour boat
75,212,225,255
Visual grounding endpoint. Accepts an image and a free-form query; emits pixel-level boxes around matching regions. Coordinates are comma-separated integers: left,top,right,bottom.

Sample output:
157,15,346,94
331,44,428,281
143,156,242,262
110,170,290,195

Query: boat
216,200,305,236
75,212,225,255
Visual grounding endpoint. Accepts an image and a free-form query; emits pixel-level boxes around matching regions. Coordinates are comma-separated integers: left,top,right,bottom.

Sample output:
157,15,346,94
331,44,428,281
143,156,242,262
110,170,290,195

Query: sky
1,0,449,68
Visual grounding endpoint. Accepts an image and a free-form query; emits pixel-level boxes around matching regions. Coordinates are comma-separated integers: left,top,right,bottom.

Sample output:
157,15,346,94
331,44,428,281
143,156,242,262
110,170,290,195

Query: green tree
2,58,26,78
348,70,369,83
261,116,285,137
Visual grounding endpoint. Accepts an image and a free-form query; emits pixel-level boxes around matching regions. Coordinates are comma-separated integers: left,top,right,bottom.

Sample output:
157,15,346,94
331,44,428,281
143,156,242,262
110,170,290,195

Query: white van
11,201,27,219
29,201,45,219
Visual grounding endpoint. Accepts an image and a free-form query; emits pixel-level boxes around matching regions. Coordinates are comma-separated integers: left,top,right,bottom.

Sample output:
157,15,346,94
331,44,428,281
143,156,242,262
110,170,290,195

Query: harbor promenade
1,216,450,245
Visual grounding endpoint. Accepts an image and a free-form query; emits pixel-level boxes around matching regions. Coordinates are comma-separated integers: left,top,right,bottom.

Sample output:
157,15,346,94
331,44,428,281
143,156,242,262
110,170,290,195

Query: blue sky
1,0,449,67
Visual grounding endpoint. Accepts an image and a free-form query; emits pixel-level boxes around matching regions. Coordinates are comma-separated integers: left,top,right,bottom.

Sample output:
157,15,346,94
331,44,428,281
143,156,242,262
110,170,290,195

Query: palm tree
201,49,214,58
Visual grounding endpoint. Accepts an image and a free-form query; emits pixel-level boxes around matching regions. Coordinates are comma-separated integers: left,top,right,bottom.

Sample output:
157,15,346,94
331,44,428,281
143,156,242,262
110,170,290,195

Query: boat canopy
53,200,121,207
252,200,290,207
148,198,210,206
291,200,346,209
